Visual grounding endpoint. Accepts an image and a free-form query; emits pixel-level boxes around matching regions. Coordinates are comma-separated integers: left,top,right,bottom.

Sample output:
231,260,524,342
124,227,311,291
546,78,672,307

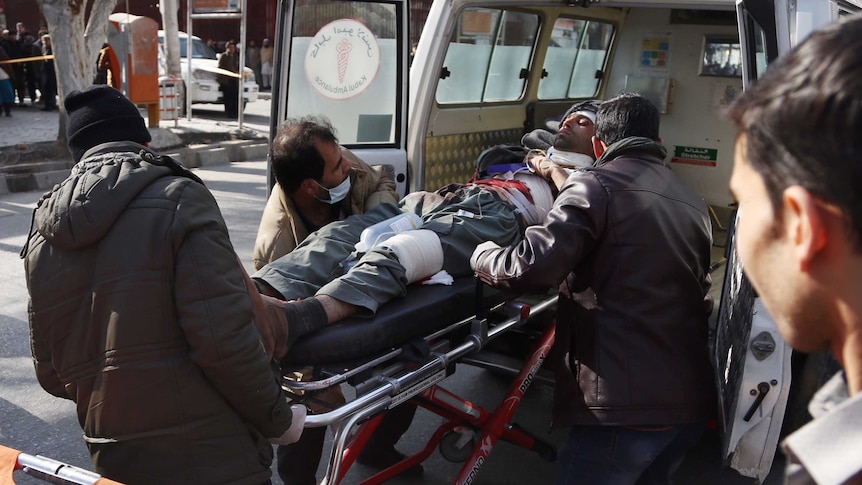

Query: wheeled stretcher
280,277,559,485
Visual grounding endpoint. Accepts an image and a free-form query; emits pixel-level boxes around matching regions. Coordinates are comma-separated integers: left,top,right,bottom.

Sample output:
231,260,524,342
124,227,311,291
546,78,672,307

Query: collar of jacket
594,137,668,167
76,141,205,186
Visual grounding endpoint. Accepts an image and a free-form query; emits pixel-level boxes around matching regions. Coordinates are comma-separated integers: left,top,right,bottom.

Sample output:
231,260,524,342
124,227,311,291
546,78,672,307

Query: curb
0,141,269,194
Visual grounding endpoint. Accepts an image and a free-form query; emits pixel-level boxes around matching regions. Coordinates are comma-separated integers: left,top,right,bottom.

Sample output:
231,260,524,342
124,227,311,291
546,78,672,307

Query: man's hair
595,92,660,146
271,117,338,194
727,16,862,249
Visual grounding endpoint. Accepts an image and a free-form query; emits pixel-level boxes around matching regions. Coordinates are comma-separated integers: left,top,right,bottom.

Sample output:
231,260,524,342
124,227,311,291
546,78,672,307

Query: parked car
157,30,258,111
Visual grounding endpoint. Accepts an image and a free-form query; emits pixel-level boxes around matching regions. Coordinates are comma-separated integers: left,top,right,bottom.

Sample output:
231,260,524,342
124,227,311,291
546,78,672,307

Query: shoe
356,446,423,477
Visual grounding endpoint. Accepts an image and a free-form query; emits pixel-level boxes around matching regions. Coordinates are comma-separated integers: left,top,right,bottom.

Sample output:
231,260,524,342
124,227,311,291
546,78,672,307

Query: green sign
671,146,718,166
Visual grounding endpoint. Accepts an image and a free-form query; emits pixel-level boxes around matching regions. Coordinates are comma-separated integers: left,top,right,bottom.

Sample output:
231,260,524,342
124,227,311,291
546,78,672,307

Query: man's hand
470,240,501,271
270,404,307,445
253,293,291,360
243,265,290,360
526,151,561,181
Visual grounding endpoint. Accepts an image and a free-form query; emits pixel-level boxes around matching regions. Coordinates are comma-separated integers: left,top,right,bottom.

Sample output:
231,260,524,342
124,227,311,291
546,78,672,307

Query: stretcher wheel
439,427,477,462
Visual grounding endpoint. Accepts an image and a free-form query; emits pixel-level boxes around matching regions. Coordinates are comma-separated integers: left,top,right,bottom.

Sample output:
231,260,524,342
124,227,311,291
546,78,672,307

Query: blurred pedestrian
94,42,109,85
0,29,24,105
40,34,56,111
218,39,240,117
246,38,261,85
260,37,273,90
19,31,39,104
0,45,15,116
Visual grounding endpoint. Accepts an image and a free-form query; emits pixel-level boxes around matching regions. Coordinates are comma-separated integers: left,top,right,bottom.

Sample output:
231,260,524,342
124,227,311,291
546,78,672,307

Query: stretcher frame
281,287,558,485
0,445,122,485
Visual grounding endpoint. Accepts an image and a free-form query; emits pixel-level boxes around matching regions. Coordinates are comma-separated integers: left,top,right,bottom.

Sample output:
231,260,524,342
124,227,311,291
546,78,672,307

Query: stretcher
280,277,559,485
0,445,121,485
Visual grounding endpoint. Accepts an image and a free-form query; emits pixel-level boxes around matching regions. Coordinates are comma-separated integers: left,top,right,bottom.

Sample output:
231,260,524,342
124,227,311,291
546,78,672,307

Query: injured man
252,101,600,360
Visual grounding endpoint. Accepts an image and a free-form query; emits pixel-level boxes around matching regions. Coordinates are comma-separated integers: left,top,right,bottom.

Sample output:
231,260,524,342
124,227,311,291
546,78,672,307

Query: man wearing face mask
252,116,407,485
253,116,399,271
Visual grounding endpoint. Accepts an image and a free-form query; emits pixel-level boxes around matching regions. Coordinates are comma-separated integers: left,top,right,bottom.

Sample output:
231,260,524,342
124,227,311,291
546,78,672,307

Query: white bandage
382,229,444,283
514,171,555,224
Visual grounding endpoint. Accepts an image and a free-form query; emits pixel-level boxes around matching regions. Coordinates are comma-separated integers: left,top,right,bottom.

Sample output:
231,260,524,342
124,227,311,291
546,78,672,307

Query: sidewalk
0,94,272,194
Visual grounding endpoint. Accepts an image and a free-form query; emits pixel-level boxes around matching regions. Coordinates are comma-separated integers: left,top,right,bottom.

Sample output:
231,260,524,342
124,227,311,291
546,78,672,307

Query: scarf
594,137,668,167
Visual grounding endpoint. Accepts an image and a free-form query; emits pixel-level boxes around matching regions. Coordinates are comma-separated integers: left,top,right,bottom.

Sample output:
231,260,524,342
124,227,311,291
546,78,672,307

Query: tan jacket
252,147,399,270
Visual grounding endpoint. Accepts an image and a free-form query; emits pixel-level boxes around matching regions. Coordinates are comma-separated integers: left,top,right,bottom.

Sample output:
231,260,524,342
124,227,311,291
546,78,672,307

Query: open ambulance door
269,0,411,196
716,1,858,482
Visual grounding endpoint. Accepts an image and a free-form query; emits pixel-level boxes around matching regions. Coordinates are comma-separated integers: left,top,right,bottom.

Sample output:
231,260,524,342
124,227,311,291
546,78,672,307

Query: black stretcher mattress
282,278,513,365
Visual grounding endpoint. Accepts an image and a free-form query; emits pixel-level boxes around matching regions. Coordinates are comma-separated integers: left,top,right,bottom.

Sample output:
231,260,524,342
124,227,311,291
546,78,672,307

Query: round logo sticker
305,19,381,100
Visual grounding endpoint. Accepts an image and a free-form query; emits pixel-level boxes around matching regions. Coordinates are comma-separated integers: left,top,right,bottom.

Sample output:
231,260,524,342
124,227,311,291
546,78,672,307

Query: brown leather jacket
473,144,716,427
24,143,293,484
252,147,399,270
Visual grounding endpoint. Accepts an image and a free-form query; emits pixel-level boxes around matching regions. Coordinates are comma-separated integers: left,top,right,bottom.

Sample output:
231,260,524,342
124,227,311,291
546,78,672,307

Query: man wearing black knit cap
22,85,306,484
64,85,153,162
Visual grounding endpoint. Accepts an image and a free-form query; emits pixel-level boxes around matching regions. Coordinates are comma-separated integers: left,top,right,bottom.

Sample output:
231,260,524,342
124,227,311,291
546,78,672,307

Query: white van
270,1,860,482
157,30,258,109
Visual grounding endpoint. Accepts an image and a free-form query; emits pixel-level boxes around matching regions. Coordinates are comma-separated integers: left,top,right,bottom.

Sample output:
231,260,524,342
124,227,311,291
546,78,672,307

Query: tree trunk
37,0,119,147
160,0,186,115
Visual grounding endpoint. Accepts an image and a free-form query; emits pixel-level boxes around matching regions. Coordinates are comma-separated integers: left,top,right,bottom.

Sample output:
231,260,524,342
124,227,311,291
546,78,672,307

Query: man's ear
592,136,606,159
298,178,319,198
783,186,828,272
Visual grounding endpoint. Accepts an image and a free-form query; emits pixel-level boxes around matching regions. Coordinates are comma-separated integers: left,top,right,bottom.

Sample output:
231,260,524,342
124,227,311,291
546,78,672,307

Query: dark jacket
473,140,716,427
23,142,293,485
218,50,240,87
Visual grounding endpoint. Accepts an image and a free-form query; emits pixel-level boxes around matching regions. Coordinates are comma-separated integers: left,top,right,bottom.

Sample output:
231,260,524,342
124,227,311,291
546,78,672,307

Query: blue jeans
555,423,706,485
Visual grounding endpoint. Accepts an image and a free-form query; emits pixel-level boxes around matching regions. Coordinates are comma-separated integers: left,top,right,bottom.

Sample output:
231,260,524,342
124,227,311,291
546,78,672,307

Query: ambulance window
538,18,614,100
700,36,742,77
751,27,768,79
436,8,540,104
284,1,403,146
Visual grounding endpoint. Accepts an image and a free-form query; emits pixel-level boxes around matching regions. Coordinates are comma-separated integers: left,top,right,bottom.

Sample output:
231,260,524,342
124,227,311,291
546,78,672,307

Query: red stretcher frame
283,293,558,485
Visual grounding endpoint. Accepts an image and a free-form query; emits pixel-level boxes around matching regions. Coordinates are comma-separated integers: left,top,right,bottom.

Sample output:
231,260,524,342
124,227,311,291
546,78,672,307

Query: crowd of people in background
0,22,57,116
0,22,276,121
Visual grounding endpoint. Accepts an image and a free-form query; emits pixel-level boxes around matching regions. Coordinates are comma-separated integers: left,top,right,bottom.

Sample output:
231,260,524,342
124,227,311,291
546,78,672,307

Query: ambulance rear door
269,0,410,196
715,1,859,482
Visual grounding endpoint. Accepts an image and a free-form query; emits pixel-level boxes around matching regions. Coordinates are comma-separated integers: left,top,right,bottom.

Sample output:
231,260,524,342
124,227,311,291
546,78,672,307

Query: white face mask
314,175,351,204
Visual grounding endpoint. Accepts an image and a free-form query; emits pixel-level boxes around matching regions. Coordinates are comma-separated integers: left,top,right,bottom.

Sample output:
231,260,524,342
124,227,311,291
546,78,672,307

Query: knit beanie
545,99,602,133
65,85,152,162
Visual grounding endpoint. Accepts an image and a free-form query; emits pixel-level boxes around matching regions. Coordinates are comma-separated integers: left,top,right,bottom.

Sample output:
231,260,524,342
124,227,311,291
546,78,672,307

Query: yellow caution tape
195,63,244,79
0,54,55,64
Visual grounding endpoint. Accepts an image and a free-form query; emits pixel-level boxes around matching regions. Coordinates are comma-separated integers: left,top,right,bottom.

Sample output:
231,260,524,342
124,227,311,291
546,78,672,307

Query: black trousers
222,80,239,118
